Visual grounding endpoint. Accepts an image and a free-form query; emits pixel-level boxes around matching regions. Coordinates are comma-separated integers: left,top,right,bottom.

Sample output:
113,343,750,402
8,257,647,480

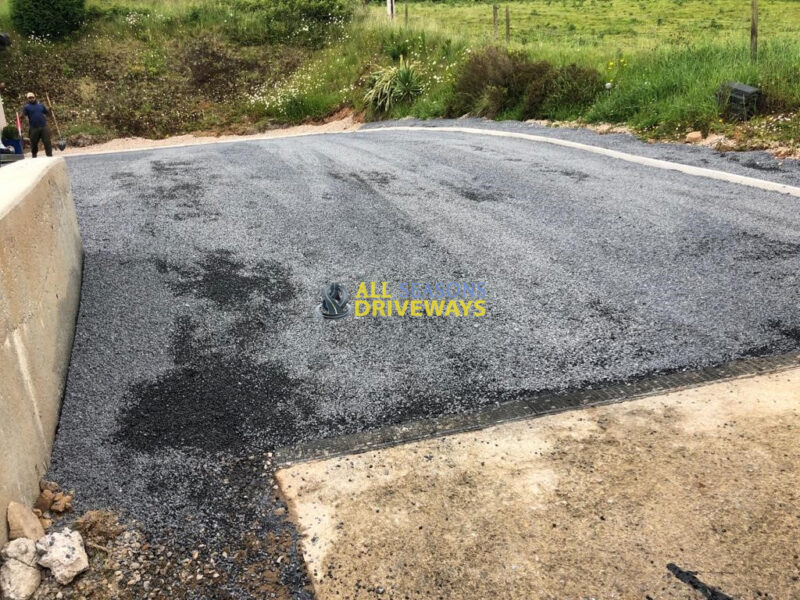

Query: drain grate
274,351,800,466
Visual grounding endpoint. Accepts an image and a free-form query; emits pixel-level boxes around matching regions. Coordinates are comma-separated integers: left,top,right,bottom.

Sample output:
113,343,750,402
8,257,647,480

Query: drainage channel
274,351,800,466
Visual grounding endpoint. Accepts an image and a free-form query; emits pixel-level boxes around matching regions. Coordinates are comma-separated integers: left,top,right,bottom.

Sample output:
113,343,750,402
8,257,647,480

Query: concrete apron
277,368,800,599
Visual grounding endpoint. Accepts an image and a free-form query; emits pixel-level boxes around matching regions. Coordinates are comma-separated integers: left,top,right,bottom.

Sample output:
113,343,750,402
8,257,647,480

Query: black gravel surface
49,122,800,598
367,118,800,186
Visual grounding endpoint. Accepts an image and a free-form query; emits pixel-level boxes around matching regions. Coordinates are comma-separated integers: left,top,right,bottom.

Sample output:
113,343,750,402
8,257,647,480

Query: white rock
36,528,89,585
2,539,37,567
6,502,45,542
685,130,703,143
0,539,41,600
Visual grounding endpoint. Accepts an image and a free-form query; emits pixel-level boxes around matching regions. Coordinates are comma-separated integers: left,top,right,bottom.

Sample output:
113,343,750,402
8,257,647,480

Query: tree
10,0,86,39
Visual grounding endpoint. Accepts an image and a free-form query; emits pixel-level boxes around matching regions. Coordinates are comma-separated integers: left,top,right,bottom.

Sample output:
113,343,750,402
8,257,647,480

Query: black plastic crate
716,82,761,120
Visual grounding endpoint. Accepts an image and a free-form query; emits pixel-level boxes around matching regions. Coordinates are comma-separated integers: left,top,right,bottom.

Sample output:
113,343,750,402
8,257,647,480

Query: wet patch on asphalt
327,170,395,193
767,319,800,344
147,158,220,223
158,250,296,309
555,167,592,182
120,250,304,454
151,159,202,175
451,184,504,203
118,353,312,453
115,250,314,597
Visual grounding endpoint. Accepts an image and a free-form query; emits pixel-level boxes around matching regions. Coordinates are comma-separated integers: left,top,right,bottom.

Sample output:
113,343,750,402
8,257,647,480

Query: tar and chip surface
47,121,800,597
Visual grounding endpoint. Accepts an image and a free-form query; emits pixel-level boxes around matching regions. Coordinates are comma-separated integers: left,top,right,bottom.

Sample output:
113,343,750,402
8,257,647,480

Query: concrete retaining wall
0,158,83,545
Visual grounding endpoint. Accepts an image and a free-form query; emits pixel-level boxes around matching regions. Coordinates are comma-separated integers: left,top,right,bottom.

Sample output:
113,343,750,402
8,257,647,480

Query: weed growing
446,46,601,120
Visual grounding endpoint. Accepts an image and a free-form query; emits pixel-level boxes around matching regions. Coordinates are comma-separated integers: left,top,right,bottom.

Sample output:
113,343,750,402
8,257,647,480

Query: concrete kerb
0,158,83,545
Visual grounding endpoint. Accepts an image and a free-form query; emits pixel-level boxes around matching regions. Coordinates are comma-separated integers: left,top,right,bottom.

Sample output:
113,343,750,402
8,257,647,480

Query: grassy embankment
1,0,800,147
376,0,800,142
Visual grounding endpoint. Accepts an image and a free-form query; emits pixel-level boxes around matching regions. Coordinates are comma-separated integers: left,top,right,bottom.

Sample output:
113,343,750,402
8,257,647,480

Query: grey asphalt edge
274,351,800,466
362,126,800,198
66,124,800,195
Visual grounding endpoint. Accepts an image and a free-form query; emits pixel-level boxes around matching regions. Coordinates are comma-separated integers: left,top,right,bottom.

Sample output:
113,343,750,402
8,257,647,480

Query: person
0,84,7,130
21,92,52,157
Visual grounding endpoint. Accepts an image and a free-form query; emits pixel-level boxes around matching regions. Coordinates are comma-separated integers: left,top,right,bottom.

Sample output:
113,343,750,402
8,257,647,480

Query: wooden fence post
750,0,758,62
505,6,510,43
387,0,394,20
493,5,499,40
404,3,408,27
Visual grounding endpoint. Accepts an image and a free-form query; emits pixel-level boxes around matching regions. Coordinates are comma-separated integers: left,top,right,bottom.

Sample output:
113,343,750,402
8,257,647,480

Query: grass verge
1,0,799,149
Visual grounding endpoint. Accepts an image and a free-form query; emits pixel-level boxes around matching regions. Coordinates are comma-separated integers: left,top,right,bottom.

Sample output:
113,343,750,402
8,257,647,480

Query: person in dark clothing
21,92,52,157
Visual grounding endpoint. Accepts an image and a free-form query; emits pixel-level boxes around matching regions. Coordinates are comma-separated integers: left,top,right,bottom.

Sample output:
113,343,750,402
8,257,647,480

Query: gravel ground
368,118,800,186
43,113,361,158
279,368,800,600
48,121,800,598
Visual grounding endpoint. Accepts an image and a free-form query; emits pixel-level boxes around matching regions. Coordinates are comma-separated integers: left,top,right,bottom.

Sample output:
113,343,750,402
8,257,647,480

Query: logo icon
317,282,351,320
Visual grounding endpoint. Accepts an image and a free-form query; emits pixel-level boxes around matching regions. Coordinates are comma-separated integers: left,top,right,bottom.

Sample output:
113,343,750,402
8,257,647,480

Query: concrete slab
0,158,83,545
277,369,800,599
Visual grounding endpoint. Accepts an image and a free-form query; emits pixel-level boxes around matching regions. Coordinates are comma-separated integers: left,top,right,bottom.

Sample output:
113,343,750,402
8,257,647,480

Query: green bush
447,47,531,117
10,0,86,39
222,0,354,47
524,63,601,119
447,46,601,120
364,58,423,113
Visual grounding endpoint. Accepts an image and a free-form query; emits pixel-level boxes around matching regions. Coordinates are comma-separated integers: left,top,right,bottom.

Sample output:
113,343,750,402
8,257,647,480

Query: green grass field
356,1,800,141
2,0,799,146
368,0,800,62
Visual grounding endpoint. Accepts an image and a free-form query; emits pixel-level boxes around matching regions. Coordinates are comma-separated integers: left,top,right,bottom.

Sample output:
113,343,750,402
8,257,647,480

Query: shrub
447,47,528,117
447,46,601,120
222,0,354,47
364,58,422,113
523,63,601,119
473,85,509,118
518,61,555,116
10,0,86,39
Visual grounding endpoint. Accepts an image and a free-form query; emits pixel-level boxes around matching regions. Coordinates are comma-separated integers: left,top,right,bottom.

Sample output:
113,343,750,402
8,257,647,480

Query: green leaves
10,0,86,39
447,47,601,120
364,58,423,112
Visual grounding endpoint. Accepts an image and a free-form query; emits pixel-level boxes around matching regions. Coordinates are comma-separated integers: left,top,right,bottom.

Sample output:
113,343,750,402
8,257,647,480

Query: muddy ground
279,368,800,600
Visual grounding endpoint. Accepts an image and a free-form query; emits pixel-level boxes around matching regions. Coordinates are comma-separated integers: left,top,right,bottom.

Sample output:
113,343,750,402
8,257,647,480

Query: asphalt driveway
48,122,800,597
